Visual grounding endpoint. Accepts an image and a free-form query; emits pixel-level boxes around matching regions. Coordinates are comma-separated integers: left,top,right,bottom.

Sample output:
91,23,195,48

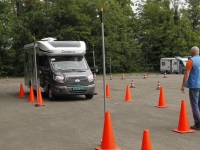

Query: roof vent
41,37,57,41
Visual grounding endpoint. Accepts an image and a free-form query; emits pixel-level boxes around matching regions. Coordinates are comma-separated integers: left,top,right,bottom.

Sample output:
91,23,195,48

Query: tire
85,94,93,99
182,69,185,74
48,86,56,101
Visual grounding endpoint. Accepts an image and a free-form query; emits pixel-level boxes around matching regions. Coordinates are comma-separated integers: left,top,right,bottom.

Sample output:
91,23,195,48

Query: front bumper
51,84,95,96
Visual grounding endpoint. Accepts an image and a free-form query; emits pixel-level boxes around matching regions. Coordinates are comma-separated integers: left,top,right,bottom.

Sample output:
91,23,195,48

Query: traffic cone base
34,103,40,107
124,85,133,102
18,83,25,98
95,111,121,150
124,99,133,102
173,100,195,133
96,146,121,150
155,105,168,108
172,129,194,133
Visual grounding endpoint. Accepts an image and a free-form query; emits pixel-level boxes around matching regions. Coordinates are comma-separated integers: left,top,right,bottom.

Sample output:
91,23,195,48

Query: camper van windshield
50,56,88,70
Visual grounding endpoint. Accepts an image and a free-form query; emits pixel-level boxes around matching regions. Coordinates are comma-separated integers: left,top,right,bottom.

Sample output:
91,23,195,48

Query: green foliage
136,0,200,70
1,0,200,76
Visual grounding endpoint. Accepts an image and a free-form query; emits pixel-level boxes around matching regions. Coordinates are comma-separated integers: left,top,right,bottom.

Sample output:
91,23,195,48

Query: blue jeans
189,88,200,126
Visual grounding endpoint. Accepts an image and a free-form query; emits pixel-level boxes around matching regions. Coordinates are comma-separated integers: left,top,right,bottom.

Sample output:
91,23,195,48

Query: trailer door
170,60,173,72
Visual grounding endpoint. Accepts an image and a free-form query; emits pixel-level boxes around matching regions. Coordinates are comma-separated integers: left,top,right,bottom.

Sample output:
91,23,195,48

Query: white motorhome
160,57,188,74
24,37,97,100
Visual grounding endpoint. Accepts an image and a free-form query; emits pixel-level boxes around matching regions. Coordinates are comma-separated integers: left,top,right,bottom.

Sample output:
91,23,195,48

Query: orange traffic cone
164,72,167,78
18,83,25,98
27,86,36,102
130,80,135,88
141,129,152,150
6,76,9,81
173,100,195,133
106,83,112,98
121,73,125,80
96,111,121,150
143,73,147,79
124,85,133,102
36,88,45,106
156,81,161,90
155,86,168,108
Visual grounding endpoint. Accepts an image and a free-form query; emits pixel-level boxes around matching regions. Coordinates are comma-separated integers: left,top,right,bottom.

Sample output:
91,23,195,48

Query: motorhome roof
160,58,176,60
175,56,188,61
24,38,86,56
48,41,81,48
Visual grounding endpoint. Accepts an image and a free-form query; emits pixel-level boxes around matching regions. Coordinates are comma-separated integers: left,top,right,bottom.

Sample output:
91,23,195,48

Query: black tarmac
0,73,199,150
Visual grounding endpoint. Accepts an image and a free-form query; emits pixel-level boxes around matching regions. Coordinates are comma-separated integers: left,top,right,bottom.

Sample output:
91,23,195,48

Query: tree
135,0,200,70
0,1,16,76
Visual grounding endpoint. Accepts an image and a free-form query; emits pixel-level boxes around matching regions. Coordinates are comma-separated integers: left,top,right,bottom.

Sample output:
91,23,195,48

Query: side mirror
90,66,98,73
40,66,50,75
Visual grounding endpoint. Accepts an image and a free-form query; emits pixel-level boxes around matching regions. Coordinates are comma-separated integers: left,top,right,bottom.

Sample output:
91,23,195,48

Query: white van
24,37,97,100
160,57,188,74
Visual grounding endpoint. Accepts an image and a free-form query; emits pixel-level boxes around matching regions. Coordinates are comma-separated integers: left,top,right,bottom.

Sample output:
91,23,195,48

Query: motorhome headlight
54,75,64,81
88,74,94,82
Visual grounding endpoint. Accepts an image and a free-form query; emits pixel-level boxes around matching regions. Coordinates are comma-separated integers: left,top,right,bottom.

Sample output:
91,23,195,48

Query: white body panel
23,38,95,99
160,57,188,74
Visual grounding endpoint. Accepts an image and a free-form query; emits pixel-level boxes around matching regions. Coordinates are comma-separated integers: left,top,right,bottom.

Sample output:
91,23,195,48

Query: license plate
72,87,84,91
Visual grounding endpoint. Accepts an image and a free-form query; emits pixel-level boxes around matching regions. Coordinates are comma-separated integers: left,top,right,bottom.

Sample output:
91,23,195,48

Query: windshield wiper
72,69,86,72
76,70,86,72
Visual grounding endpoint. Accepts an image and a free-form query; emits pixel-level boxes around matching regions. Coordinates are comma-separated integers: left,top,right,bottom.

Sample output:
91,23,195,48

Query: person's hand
181,86,185,93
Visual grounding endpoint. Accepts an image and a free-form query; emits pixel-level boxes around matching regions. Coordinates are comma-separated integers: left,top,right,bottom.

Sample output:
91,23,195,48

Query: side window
32,54,34,69
40,56,50,69
25,52,29,70
162,62,165,66
25,52,28,63
44,57,49,69
39,55,45,67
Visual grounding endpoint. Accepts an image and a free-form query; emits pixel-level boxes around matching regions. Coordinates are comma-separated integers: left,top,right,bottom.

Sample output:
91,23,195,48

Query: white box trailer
160,57,188,74
24,37,97,100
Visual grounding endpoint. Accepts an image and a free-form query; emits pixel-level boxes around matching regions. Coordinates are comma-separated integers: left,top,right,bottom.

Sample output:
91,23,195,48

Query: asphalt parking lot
0,73,199,150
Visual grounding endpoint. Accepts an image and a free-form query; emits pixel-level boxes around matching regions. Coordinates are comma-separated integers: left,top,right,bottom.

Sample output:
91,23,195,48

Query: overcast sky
131,0,188,13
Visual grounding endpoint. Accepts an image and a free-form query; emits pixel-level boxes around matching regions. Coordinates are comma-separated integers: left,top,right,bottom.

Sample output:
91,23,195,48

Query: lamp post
110,57,111,76
100,7,107,114
92,44,96,67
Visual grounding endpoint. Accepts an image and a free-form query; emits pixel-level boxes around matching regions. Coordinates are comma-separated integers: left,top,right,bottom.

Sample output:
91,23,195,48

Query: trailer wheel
85,94,93,99
48,87,55,101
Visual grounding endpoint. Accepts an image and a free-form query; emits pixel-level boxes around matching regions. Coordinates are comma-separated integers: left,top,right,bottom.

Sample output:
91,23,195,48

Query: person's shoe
190,124,200,130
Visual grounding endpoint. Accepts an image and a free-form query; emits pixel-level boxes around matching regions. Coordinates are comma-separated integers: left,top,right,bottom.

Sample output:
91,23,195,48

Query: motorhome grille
65,77,89,87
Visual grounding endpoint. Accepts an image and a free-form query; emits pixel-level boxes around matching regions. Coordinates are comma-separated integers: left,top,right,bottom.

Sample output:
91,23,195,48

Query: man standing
181,46,200,130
